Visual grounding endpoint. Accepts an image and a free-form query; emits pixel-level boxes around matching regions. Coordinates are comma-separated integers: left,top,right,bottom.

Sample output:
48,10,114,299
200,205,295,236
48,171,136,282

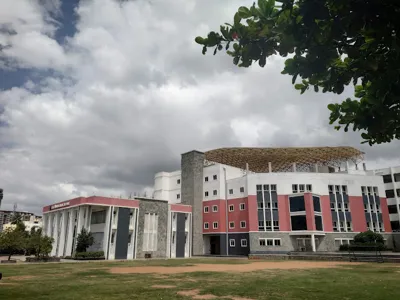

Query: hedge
339,244,387,251
74,251,105,260
26,257,61,263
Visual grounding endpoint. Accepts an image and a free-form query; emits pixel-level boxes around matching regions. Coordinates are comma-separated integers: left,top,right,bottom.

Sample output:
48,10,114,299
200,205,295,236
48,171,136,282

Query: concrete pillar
268,162,272,173
345,161,350,172
355,164,358,170
292,163,297,172
363,163,367,171
65,210,75,257
315,164,318,173
181,150,205,256
311,234,316,252
57,210,68,257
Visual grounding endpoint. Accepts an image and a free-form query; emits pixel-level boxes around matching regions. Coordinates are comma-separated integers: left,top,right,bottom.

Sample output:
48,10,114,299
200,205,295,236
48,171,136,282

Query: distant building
373,167,400,231
0,210,36,232
3,215,43,232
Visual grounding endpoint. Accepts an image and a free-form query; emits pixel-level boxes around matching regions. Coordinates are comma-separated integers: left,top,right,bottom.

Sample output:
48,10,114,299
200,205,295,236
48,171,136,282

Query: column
57,210,68,257
311,233,316,252
103,206,113,258
65,210,75,256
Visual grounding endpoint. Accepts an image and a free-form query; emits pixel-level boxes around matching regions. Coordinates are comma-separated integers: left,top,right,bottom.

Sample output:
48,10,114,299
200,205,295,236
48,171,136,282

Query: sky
1,0,399,214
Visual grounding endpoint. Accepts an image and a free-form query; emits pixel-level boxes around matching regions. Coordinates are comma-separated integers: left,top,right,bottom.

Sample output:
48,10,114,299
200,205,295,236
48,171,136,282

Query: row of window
258,220,279,231
229,187,245,194
333,221,352,232
292,184,312,193
204,221,247,229
361,186,379,195
364,203,381,213
382,173,400,183
229,239,247,247
205,175,218,182
204,203,246,213
329,185,347,194
259,238,281,246
258,202,278,209
367,222,385,232
331,202,350,212
256,184,277,191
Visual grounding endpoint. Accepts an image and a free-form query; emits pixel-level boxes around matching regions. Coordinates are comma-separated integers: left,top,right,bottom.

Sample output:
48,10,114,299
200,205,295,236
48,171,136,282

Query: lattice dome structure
204,147,364,173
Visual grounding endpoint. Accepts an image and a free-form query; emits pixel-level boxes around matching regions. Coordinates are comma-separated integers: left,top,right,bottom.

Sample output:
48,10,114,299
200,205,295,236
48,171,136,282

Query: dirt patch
177,289,217,299
152,285,176,289
222,297,255,300
7,275,36,281
110,261,361,274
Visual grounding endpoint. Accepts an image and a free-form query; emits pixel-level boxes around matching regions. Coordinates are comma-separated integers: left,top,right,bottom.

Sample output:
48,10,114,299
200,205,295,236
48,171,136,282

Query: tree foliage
353,230,384,245
195,0,400,145
28,228,54,258
0,228,26,260
75,228,94,253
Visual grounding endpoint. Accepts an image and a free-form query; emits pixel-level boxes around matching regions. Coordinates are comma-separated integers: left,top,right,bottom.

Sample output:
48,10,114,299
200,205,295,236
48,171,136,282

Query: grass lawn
0,258,399,300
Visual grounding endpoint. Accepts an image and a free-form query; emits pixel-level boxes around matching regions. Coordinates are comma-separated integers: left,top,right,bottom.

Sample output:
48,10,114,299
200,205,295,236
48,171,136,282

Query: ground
0,258,399,299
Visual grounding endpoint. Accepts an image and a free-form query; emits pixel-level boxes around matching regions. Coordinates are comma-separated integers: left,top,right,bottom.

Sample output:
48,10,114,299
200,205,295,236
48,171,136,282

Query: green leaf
202,46,207,55
234,12,242,25
195,36,205,45
327,104,336,111
294,84,303,90
314,85,319,92
238,6,252,18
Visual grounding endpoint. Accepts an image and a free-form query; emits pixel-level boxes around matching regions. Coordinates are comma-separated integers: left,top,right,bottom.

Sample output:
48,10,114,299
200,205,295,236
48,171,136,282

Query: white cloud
0,0,399,214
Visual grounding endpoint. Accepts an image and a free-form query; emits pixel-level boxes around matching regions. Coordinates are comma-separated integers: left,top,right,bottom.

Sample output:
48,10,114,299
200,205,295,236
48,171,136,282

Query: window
128,233,132,244
266,202,271,209
299,184,305,192
376,204,380,212
330,202,335,211
229,204,234,212
364,203,368,212
213,190,218,196
213,222,218,229
379,223,384,232
143,213,158,251
383,174,393,183
344,203,349,212
313,196,321,212
373,187,378,195
205,191,209,197
388,205,398,214
229,222,235,229
257,202,264,209
335,185,340,193
346,222,352,231
290,196,305,212
240,203,245,210
111,232,115,243
258,221,264,230
212,205,218,212
292,184,298,193
259,239,266,246
204,206,209,213
386,189,395,198
256,184,262,191
273,202,278,209
315,216,323,231
306,184,312,192
241,239,247,247
273,220,279,230
340,222,344,231
271,185,277,191
397,189,400,197
240,221,246,228
367,186,372,195
213,175,218,180
291,215,307,231
361,186,366,194
204,222,209,229
205,176,209,182
267,239,273,246
266,220,272,231
176,194,180,199
338,202,342,210
395,173,400,182
177,179,180,184
263,184,269,191
328,185,334,193
229,189,233,195
229,239,235,247
90,210,106,224
333,221,338,232
342,185,347,194
274,239,281,246
367,222,370,230
240,187,245,193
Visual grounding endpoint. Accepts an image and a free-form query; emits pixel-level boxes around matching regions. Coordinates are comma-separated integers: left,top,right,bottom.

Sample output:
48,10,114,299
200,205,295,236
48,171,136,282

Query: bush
74,251,105,260
354,231,384,245
339,244,387,251
75,228,94,253
26,257,61,263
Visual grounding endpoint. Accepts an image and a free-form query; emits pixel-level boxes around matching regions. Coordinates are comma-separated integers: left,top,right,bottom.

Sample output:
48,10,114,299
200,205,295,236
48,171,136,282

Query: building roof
204,147,364,173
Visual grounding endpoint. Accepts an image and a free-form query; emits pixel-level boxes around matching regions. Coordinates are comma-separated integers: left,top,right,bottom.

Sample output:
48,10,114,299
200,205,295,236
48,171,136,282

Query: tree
0,228,26,260
75,228,94,253
195,0,400,145
353,230,384,245
27,228,54,259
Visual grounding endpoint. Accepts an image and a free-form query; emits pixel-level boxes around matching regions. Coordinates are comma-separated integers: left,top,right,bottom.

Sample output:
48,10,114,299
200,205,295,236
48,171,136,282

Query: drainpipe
223,167,229,256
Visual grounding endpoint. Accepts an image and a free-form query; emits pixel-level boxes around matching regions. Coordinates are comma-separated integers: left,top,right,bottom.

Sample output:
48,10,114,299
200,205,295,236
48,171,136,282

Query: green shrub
74,251,104,260
339,243,387,251
353,231,384,245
